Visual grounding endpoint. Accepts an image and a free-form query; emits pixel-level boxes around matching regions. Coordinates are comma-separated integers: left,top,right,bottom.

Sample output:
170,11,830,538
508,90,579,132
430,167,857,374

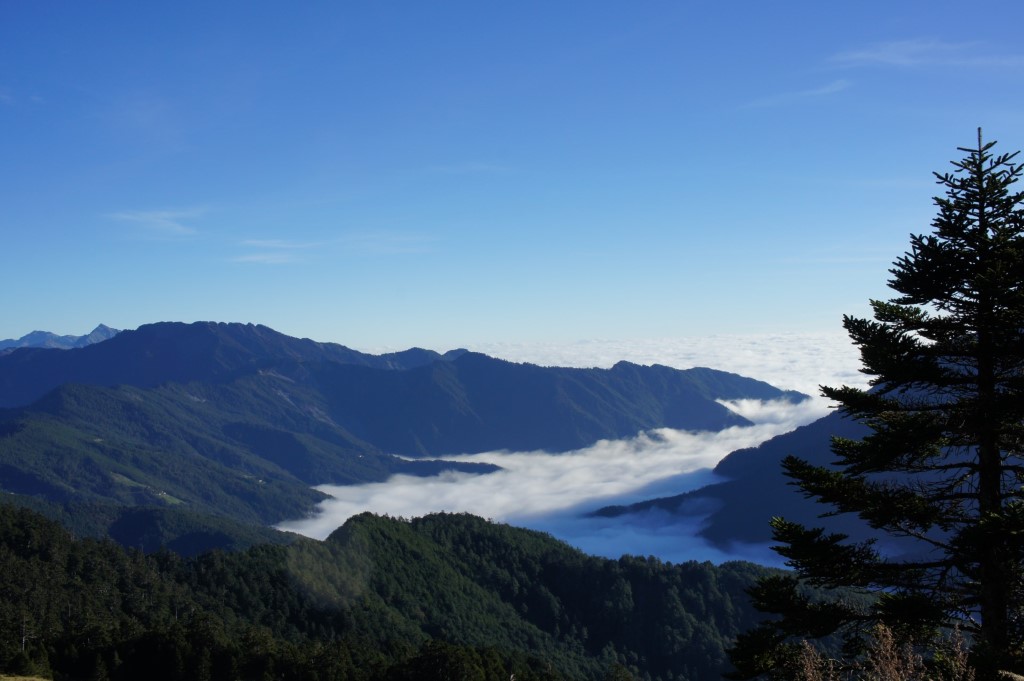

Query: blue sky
4,2,1024,351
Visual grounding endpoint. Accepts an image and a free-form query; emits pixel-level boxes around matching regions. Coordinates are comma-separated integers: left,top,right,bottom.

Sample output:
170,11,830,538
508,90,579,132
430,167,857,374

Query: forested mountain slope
0,503,775,681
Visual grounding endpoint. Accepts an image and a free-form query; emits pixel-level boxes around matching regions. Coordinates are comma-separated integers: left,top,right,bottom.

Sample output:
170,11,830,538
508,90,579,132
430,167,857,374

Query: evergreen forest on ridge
0,502,774,680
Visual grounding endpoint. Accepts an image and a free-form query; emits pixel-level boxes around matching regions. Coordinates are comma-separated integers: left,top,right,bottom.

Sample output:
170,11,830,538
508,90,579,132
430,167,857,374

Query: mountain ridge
0,321,807,551
0,323,119,352
0,321,462,408
592,411,872,548
0,501,779,680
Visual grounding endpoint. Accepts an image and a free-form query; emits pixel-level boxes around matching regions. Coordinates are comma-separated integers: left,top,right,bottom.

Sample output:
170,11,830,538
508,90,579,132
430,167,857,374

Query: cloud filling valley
279,333,866,565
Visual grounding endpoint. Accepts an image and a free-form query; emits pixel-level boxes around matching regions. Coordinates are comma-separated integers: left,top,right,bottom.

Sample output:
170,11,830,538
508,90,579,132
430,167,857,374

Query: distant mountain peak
0,324,120,351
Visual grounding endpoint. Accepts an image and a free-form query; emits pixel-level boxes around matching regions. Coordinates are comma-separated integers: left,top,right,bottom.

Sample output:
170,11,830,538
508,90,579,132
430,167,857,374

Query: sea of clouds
278,333,868,565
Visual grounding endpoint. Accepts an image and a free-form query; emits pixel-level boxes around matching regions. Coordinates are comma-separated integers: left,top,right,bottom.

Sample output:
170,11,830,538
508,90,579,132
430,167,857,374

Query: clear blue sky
3,2,1023,350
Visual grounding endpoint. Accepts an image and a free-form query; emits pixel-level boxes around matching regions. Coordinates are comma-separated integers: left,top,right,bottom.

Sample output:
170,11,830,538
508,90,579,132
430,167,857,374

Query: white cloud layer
469,332,864,398
279,334,868,564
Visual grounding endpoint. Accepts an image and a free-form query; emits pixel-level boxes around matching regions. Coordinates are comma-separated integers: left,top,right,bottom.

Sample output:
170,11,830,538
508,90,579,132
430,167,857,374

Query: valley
0,322,833,560
0,322,861,680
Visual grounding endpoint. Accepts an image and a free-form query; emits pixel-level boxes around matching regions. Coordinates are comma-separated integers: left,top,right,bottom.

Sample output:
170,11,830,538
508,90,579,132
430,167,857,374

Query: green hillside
0,502,775,680
0,377,494,533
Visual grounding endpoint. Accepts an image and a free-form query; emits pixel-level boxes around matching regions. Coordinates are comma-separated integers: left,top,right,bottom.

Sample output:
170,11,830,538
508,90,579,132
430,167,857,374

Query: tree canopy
728,131,1024,679
0,500,776,681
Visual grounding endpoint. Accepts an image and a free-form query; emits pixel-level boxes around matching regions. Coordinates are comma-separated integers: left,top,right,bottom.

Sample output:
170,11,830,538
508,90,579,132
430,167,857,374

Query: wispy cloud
340,231,438,255
743,79,850,109
231,252,302,265
231,232,437,264
241,239,320,250
108,208,202,237
832,39,1024,68
232,239,322,265
427,162,512,175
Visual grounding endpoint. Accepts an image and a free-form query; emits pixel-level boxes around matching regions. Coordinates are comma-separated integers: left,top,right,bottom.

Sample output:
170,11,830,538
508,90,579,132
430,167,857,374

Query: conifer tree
728,131,1024,679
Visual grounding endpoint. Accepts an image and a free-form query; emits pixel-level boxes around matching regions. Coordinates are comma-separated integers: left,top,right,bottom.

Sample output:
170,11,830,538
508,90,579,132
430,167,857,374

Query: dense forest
0,502,775,680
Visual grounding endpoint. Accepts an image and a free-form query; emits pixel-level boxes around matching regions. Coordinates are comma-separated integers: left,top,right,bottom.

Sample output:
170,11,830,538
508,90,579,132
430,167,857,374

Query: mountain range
0,322,886,679
0,323,120,352
0,321,806,552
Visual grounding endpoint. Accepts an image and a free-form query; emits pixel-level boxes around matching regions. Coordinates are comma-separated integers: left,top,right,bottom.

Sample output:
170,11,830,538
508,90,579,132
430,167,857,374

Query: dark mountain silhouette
304,353,803,456
0,321,460,408
0,323,119,352
593,411,872,548
594,407,945,561
0,321,806,549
